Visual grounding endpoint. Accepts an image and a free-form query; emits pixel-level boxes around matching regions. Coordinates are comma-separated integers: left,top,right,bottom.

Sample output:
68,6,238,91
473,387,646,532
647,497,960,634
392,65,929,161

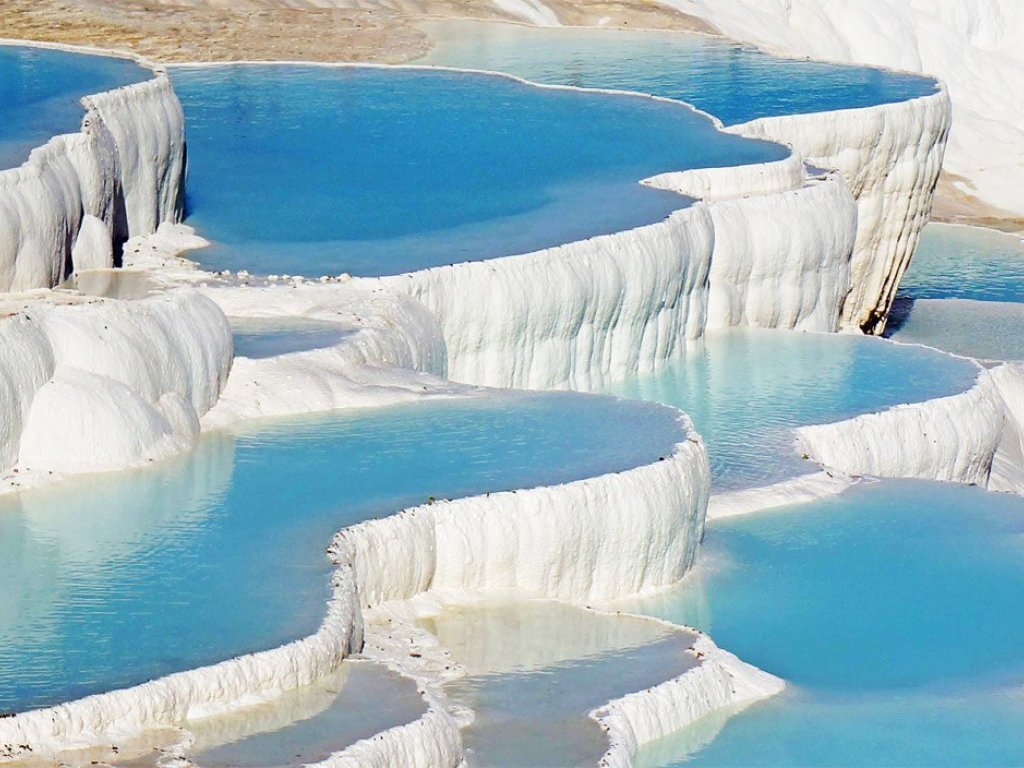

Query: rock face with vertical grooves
727,88,951,333
0,69,185,292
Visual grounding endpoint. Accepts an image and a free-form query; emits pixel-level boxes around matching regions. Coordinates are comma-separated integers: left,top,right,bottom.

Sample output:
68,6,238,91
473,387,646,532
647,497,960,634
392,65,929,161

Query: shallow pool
604,329,978,489
0,45,148,170
0,392,683,713
625,481,1024,766
421,600,696,767
232,318,353,359
887,223,1024,360
189,661,424,767
417,21,937,125
898,223,1024,303
887,298,1024,362
171,65,785,278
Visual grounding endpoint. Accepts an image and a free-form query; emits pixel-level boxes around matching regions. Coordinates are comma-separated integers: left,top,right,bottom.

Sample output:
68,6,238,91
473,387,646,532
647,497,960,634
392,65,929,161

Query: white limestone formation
0,52,185,293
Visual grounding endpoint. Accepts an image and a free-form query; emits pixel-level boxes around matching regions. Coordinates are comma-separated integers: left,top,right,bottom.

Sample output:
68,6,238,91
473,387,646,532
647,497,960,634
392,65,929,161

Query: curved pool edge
0,408,724,764
0,31,962,768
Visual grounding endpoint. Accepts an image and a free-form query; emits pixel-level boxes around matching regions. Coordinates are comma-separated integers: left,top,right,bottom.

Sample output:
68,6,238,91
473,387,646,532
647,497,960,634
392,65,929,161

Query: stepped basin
417,20,937,124
188,661,424,768
170,64,786,278
231,317,353,359
604,328,978,490
0,45,148,170
0,392,684,714
624,481,1024,767
419,599,697,767
886,298,1024,362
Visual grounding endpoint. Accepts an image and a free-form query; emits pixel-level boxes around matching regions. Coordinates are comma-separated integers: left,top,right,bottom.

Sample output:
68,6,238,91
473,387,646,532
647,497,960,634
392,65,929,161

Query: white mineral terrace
0,24,1007,768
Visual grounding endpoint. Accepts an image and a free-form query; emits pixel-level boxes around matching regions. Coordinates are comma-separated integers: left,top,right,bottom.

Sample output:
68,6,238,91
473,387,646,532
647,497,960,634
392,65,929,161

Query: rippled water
0,392,683,713
421,600,696,767
418,20,937,125
605,329,978,489
171,65,785,278
898,223,1024,303
0,45,148,170
626,481,1024,767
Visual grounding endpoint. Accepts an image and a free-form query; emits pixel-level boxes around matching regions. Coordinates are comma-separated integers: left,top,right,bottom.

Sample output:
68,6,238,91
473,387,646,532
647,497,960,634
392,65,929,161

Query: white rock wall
594,634,784,768
796,364,1024,494
338,414,709,607
728,89,951,333
0,68,185,293
0,289,232,486
384,164,857,391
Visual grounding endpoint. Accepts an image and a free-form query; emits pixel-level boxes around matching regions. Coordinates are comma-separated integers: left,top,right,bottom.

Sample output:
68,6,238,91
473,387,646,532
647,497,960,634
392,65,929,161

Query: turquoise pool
626,481,1024,766
0,392,684,713
887,224,1024,360
418,21,938,125
898,223,1024,303
0,45,148,170
605,329,978,489
171,65,786,278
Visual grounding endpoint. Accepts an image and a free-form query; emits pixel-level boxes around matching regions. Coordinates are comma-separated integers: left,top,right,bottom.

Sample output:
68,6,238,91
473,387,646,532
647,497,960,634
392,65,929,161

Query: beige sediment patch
932,170,1024,236
0,0,711,64
0,0,429,64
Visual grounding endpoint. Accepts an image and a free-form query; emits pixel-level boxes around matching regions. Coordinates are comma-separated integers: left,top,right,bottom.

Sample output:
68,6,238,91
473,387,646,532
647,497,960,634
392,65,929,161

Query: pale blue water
419,21,937,125
232,319,352,359
605,329,978,489
898,224,1024,303
627,481,1024,767
887,298,1024,362
887,224,1024,360
192,662,425,767
0,392,683,713
422,600,697,767
0,45,148,170
171,65,786,278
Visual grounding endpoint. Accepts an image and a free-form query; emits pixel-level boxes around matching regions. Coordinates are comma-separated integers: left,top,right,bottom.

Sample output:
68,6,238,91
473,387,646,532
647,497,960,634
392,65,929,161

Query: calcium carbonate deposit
0,6,1021,765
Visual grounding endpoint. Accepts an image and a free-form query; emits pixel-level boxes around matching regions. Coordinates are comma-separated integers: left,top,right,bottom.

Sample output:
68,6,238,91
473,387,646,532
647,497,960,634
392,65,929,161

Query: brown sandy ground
0,0,709,64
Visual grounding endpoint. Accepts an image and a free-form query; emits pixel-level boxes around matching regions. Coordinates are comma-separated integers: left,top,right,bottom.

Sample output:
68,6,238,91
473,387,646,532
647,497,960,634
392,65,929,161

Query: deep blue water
627,481,1024,767
605,329,978,489
0,45,148,170
419,21,937,125
170,65,786,278
0,392,683,713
